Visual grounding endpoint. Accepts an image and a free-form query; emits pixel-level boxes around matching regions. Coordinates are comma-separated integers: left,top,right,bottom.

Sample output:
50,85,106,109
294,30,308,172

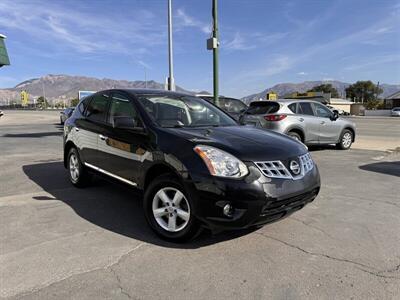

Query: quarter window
298,102,314,116
77,96,91,114
85,93,109,122
288,103,297,113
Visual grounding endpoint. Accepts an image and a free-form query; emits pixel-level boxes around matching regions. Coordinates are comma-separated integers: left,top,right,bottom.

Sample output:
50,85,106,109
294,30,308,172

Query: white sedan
391,107,400,117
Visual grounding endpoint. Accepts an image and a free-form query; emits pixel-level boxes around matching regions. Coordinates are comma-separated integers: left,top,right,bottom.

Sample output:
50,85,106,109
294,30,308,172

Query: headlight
194,145,248,178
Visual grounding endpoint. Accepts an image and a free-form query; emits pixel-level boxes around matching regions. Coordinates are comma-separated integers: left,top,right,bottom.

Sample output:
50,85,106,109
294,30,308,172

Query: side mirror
113,116,143,131
330,110,339,121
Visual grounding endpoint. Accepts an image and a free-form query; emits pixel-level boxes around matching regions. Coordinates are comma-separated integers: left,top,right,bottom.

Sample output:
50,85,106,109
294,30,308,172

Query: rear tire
144,174,200,242
336,129,353,150
287,131,302,142
67,147,91,187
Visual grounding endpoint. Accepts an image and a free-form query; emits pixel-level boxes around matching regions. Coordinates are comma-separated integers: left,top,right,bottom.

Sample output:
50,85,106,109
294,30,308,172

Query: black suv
64,89,320,242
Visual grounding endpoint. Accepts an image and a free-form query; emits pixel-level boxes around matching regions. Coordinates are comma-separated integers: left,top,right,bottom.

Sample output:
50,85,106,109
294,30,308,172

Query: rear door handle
299,118,304,122
320,121,326,125
74,127,80,132
99,134,107,141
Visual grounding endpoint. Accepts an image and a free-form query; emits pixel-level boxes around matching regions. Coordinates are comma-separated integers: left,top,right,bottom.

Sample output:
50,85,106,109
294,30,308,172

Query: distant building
284,91,331,103
0,34,10,67
265,92,277,100
384,91,400,109
329,98,354,114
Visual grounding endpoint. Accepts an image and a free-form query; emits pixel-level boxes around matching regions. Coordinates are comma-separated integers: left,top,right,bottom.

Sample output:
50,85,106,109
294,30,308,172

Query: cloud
297,72,307,76
0,0,165,57
344,54,400,71
223,32,255,51
175,8,210,34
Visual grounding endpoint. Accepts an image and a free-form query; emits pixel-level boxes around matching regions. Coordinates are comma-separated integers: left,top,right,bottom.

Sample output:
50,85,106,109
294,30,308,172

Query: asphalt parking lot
1,111,399,299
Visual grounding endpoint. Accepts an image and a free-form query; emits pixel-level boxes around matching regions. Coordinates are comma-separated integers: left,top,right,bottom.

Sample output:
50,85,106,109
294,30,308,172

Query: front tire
144,174,200,242
67,147,91,187
336,129,353,150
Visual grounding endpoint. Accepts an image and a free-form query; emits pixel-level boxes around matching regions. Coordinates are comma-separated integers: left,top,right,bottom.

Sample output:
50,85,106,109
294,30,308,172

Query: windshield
246,101,280,115
137,95,237,128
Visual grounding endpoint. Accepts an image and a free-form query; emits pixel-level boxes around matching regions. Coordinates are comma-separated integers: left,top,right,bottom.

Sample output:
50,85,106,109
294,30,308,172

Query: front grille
254,161,292,179
299,153,313,174
255,153,314,180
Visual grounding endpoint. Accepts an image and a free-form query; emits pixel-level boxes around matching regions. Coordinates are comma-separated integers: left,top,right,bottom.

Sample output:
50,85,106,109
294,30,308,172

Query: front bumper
187,162,320,231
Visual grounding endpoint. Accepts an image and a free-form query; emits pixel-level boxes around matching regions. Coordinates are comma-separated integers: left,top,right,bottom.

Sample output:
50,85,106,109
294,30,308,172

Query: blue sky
0,0,399,97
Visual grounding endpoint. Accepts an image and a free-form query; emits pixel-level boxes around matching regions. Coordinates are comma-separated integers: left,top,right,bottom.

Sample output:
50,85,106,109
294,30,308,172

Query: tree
36,96,49,109
345,81,382,103
70,98,79,107
307,84,339,98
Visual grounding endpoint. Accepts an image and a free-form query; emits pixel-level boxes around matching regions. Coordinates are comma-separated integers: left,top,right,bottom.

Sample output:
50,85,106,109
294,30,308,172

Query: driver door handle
299,118,304,122
74,127,80,132
99,134,108,141
320,121,326,125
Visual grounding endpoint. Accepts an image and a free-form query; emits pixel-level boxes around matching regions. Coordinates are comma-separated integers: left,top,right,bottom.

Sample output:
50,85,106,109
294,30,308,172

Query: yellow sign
266,92,277,100
21,90,29,106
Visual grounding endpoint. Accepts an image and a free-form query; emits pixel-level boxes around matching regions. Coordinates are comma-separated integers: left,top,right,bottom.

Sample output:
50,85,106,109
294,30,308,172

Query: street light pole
212,0,219,106
167,0,175,91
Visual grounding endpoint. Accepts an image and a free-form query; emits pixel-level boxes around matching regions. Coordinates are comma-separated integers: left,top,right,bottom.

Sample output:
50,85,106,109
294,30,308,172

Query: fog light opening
223,203,234,217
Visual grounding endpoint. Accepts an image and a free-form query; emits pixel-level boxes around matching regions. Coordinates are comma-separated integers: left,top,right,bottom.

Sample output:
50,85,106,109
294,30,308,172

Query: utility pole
144,67,147,89
42,81,47,108
207,0,219,106
167,0,175,91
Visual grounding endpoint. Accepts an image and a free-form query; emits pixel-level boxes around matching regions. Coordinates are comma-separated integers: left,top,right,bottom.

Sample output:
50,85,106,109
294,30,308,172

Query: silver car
391,107,400,117
240,99,356,150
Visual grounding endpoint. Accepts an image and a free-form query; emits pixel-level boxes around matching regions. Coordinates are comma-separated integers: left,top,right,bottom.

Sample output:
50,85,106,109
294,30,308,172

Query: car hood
164,125,307,161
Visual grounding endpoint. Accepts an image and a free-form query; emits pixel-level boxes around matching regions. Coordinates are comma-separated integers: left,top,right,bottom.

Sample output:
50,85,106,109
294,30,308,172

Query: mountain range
0,74,398,105
0,74,192,105
241,80,400,104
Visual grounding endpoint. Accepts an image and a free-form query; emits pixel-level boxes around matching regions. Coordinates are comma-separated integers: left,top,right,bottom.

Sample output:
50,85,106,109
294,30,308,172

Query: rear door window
298,102,314,116
246,102,280,115
85,93,110,123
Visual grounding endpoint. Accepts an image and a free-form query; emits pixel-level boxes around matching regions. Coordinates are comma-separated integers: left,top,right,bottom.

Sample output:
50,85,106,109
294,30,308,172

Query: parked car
64,90,320,242
326,105,346,115
0,110,3,117
240,100,356,150
197,95,248,121
391,107,400,117
60,107,75,124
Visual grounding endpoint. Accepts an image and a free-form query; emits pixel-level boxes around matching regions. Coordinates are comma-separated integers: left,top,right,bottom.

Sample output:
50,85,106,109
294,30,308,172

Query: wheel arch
64,141,76,168
143,162,187,191
286,127,305,143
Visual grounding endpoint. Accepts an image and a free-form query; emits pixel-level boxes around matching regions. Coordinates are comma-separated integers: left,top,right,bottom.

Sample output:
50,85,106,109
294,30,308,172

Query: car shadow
22,161,255,249
3,131,63,138
307,145,337,152
359,161,400,177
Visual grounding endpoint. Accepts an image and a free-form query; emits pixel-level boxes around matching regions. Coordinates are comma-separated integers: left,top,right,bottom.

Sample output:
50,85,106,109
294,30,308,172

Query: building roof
329,98,353,104
386,91,400,100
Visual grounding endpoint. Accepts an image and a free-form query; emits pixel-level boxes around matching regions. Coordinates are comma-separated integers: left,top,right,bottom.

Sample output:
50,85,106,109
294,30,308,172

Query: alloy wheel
69,153,80,182
342,132,352,148
152,187,190,232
